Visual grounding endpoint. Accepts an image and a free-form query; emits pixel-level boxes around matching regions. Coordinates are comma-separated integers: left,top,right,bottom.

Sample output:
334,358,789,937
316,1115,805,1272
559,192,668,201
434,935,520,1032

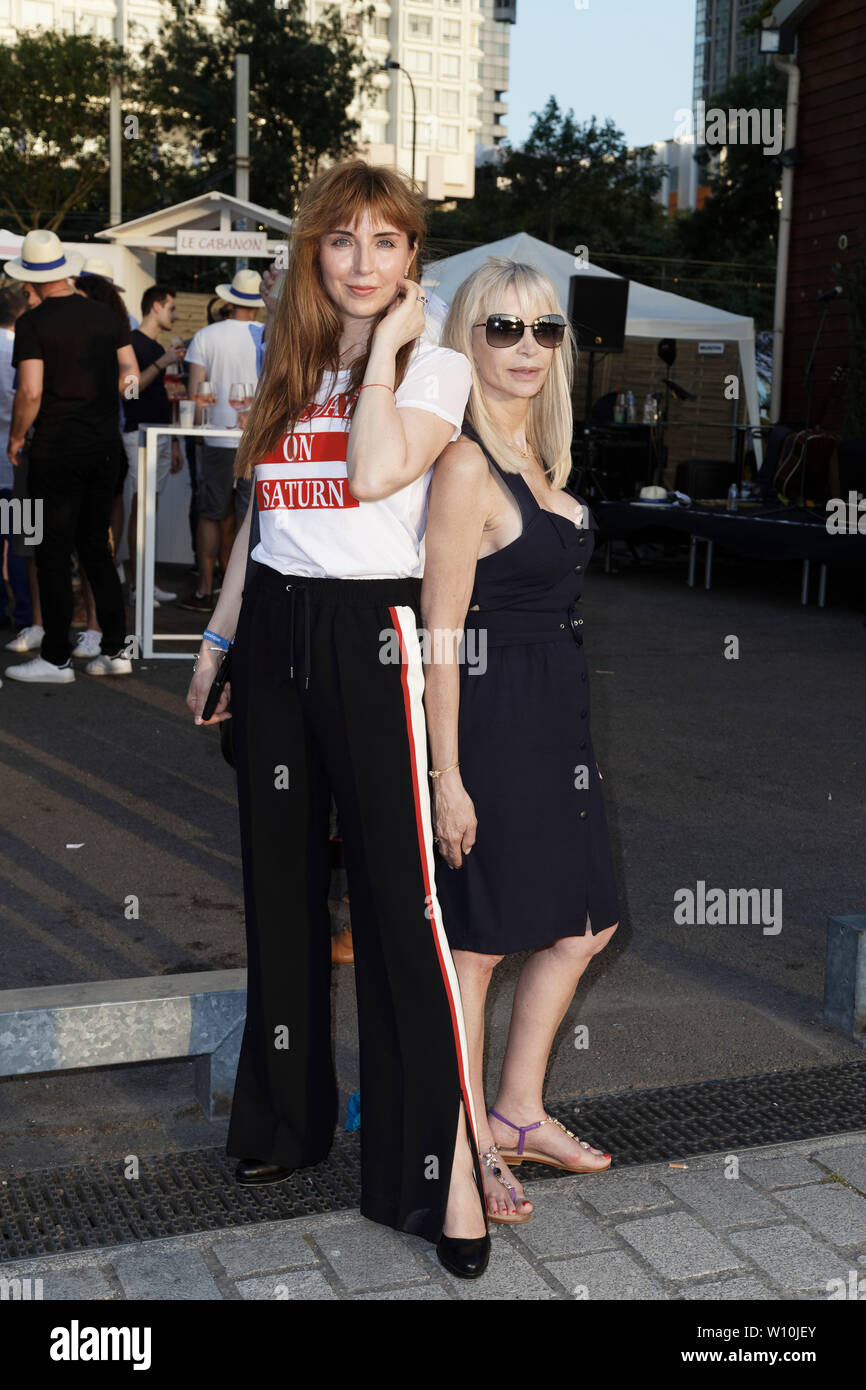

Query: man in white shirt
180,269,263,612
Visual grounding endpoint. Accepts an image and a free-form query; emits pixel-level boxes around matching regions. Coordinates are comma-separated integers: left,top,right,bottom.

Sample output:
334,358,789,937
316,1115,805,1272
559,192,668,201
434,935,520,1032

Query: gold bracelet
429,761,459,779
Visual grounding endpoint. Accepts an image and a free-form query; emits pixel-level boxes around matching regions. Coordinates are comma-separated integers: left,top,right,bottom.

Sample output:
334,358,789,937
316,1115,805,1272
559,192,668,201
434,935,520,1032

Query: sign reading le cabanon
175,229,268,256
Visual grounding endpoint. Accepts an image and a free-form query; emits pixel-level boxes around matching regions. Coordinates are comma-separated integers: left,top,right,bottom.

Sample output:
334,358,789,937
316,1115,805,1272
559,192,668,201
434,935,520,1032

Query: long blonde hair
441,257,576,486
235,159,427,480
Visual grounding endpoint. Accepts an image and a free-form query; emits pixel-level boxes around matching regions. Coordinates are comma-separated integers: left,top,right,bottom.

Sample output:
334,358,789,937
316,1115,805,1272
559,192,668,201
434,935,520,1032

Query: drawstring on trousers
286,584,311,688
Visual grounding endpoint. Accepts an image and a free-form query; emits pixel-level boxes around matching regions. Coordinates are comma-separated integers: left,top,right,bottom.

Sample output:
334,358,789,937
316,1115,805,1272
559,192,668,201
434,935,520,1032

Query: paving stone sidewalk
4,1132,866,1301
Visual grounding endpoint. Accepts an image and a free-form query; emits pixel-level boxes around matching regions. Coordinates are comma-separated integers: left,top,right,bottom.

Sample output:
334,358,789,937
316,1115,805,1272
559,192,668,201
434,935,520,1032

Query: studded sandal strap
542,1114,595,1151
480,1146,517,1205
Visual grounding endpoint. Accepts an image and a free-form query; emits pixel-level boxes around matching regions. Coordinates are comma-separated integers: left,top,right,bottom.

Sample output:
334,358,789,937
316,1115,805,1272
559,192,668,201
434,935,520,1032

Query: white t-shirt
0,328,16,490
250,340,471,579
185,319,261,448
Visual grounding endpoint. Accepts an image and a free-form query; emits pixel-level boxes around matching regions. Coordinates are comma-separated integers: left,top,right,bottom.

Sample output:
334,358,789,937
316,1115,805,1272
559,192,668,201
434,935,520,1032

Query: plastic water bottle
613,391,625,424
626,389,636,423
727,483,738,512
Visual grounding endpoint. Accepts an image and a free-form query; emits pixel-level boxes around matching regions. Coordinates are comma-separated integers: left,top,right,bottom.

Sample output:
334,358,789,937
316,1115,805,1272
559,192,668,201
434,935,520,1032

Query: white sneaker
73,629,103,659
128,587,160,609
153,585,177,602
5,624,44,653
6,656,75,683
85,653,133,676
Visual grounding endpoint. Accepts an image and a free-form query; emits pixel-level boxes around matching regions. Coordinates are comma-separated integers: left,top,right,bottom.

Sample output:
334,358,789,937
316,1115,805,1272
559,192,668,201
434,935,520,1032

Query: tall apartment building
652,0,768,217
0,0,188,42
476,0,512,149
303,0,486,199
693,0,768,107
1,0,503,201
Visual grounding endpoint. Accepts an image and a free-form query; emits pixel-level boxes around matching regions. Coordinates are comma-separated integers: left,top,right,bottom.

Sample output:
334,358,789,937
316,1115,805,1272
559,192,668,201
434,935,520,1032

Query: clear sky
505,0,697,150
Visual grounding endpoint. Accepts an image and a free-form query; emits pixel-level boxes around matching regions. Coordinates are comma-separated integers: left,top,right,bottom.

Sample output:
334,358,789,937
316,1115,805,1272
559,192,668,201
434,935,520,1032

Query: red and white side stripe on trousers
389,604,482,1156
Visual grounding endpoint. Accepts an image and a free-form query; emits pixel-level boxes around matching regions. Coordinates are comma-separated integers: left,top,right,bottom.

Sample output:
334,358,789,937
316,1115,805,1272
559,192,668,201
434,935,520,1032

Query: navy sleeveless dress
434,422,620,955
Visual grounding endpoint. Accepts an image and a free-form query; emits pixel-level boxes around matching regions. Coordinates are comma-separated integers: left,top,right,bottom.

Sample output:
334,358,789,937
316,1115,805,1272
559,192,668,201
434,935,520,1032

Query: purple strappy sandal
489,1109,611,1172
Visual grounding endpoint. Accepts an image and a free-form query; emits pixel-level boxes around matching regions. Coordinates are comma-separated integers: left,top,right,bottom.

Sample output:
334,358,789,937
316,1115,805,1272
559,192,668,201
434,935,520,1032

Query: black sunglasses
473,313,566,349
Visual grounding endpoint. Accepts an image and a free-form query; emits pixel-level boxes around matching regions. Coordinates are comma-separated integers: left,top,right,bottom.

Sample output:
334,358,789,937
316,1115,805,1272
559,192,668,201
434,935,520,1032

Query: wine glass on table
230,382,257,430
241,382,257,429
228,382,247,429
164,366,186,423
194,379,216,428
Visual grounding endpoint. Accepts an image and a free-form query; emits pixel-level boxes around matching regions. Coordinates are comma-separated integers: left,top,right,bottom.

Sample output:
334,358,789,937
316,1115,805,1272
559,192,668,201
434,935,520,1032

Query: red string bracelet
358,382,395,394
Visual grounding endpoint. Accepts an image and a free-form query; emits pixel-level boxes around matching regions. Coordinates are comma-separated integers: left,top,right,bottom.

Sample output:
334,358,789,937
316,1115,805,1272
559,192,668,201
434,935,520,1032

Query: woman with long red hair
186,161,489,1277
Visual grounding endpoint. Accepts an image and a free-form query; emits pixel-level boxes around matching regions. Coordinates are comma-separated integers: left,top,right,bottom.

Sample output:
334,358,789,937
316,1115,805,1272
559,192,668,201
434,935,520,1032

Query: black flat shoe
235,1159,293,1186
436,1232,490,1279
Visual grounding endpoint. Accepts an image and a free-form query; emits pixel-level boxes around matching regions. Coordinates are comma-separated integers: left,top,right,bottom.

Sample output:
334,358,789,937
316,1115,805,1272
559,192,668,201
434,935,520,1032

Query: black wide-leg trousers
226,560,487,1243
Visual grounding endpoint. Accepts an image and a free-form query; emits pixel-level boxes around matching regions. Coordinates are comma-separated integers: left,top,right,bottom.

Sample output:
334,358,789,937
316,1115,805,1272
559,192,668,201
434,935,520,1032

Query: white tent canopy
422,231,762,464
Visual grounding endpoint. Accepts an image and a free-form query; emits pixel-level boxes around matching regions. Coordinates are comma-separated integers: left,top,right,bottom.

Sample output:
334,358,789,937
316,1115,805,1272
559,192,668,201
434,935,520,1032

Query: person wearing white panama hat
79,258,126,293
4,229,139,682
181,269,264,611
213,267,265,310
3,228,83,285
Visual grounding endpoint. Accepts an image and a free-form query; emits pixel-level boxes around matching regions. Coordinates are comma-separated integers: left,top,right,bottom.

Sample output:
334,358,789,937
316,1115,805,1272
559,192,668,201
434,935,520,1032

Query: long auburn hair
441,258,576,488
235,160,427,480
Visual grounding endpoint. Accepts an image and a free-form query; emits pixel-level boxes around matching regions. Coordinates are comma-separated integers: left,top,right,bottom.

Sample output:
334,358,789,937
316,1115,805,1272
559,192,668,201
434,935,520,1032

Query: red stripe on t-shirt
258,430,349,466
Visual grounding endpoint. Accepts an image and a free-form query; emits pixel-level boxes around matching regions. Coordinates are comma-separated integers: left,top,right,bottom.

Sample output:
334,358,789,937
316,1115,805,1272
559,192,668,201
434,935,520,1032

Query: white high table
135,424,243,660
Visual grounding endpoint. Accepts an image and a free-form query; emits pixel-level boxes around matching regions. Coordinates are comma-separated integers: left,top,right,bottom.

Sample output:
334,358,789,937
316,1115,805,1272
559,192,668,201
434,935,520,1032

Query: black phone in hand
201,646,232,721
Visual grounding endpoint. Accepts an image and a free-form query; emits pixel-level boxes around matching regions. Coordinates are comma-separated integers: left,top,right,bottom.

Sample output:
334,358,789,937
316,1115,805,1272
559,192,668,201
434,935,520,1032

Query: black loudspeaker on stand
567,274,630,497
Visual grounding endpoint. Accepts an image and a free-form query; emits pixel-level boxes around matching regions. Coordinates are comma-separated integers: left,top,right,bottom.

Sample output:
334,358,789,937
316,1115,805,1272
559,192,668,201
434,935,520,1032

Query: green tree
0,30,118,232
503,98,665,252
428,96,667,277
671,63,787,321
139,0,376,216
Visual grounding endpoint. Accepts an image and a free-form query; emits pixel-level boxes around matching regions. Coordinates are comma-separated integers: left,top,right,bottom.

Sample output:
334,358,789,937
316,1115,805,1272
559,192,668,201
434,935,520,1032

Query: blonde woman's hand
186,647,232,725
374,276,427,352
432,775,477,870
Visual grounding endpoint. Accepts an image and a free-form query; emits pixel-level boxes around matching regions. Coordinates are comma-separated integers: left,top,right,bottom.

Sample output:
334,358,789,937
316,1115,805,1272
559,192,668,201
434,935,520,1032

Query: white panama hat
215,267,264,308
79,257,126,292
4,228,83,283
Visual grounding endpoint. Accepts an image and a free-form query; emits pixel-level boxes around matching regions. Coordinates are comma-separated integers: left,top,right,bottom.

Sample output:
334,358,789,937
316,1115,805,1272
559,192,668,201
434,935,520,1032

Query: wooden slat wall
573,339,745,485
780,0,866,432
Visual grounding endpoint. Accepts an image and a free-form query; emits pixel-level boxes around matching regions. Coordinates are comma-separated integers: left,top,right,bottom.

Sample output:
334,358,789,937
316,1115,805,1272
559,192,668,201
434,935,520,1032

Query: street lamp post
109,0,127,226
385,59,416,186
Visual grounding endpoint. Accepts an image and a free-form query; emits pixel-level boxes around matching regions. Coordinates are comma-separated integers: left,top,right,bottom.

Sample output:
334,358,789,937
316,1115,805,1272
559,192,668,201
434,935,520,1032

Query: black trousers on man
226,561,487,1244
28,442,126,665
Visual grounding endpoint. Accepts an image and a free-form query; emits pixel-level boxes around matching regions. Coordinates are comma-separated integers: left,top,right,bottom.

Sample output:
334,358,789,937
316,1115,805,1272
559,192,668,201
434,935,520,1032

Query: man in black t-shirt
4,229,139,683
121,285,184,600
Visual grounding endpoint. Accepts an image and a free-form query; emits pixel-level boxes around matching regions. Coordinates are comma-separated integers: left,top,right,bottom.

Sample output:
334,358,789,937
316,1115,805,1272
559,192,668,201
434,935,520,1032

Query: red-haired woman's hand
186,648,232,725
375,275,427,351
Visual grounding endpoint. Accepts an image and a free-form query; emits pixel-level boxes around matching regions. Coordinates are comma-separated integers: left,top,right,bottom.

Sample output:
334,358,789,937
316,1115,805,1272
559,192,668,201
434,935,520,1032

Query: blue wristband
202,628,230,651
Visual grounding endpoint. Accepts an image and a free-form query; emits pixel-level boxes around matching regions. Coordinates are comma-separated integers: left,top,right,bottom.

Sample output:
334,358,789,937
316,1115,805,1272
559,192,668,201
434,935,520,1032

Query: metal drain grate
0,1134,362,1263
2,1059,866,1262
540,1058,866,1177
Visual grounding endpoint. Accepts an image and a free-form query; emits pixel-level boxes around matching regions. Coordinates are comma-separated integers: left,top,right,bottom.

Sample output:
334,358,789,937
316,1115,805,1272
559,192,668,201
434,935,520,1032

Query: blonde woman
421,259,619,1222
186,162,489,1277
